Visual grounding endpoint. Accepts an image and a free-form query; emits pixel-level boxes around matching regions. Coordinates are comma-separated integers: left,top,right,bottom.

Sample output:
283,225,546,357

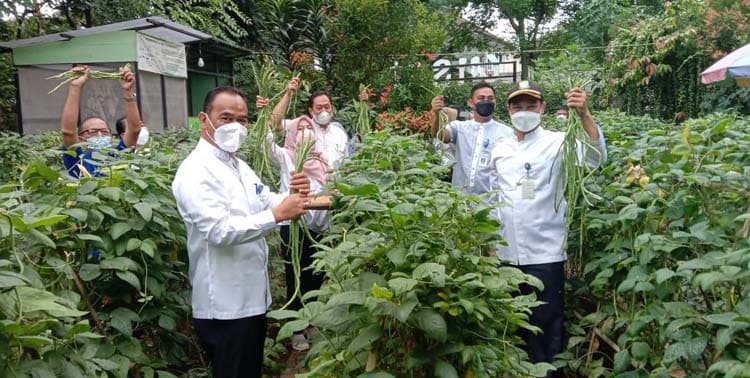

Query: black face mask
474,101,495,117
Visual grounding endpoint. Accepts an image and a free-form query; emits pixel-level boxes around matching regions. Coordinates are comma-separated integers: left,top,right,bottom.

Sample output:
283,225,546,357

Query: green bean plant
271,129,554,377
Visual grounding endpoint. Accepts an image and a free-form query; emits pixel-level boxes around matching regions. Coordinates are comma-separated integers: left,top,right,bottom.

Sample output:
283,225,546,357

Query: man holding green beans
488,80,607,375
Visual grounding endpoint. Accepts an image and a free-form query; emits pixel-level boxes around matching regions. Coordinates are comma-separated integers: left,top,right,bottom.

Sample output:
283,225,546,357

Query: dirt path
276,349,307,378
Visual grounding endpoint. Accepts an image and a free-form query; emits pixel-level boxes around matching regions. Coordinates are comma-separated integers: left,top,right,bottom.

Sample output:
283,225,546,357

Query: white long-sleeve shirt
489,126,607,265
282,119,349,170
172,138,285,319
446,119,514,198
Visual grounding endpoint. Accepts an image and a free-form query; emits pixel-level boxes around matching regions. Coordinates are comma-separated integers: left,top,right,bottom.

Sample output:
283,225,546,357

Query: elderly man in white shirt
430,82,514,200
270,78,350,170
172,86,310,378
490,80,606,373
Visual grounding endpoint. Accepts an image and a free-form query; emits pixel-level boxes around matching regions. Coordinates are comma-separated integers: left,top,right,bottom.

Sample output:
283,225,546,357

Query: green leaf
77,234,104,245
13,286,87,317
64,320,91,339
694,271,725,291
413,262,446,287
630,342,650,363
0,270,30,288
126,238,142,251
356,373,395,378
27,214,68,229
348,324,382,353
388,278,418,296
655,268,676,284
27,228,56,249
386,246,407,267
117,337,142,359
353,199,387,212
100,257,140,272
157,371,180,378
115,271,141,291
62,208,88,222
15,335,53,348
98,187,122,201
77,180,98,194
710,117,729,137
92,358,118,371
433,360,458,378
394,293,419,323
328,291,366,306
110,222,131,240
267,309,300,320
139,239,157,258
391,203,416,215
359,272,387,292
412,309,447,343
705,312,738,327
158,315,176,331
663,337,707,363
613,350,631,373
277,319,309,341
78,264,102,281
134,203,153,222
110,307,140,337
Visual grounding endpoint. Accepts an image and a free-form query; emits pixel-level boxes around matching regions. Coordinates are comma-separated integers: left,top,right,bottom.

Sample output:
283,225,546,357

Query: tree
327,0,447,99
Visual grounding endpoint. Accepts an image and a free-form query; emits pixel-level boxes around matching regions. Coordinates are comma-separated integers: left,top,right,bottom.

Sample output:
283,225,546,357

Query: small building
0,17,251,134
432,18,520,83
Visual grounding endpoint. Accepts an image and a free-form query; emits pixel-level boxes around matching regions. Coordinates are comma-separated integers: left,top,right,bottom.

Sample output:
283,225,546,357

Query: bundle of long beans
433,85,449,148
250,59,284,186
354,84,371,136
551,77,604,273
47,64,131,94
280,135,317,310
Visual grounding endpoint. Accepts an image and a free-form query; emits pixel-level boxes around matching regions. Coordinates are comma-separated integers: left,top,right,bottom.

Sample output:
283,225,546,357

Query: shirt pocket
237,172,264,214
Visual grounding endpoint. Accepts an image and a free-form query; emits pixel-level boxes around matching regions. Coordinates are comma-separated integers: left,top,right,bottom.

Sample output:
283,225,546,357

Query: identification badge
521,179,535,200
478,151,491,168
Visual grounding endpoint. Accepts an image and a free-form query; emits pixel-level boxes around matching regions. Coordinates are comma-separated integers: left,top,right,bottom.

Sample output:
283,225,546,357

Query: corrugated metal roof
0,16,250,57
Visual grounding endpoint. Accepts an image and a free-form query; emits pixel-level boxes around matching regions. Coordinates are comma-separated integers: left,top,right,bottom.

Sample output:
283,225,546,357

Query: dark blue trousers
517,262,565,376
193,314,267,378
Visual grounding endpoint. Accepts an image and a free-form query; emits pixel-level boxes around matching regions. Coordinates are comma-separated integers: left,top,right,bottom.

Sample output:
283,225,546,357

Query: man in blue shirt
60,65,143,178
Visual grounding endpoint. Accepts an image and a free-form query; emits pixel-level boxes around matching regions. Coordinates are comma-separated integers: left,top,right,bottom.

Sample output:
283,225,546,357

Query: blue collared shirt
62,139,127,178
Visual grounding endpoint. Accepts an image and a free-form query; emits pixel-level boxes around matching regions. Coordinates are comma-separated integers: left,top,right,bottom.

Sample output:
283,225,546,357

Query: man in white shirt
172,86,311,378
430,82,514,199
271,79,349,170
490,80,607,372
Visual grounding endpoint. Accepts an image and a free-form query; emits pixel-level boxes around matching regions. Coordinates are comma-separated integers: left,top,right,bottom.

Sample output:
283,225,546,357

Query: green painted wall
189,72,219,116
13,31,137,66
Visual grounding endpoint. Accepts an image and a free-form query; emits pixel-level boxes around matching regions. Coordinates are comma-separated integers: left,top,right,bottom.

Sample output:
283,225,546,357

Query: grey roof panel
0,17,212,49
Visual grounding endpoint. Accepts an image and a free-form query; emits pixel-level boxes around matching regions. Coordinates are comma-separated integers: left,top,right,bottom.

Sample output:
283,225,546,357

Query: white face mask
136,127,150,146
511,111,542,133
88,135,112,150
556,115,567,122
206,116,247,153
313,111,332,126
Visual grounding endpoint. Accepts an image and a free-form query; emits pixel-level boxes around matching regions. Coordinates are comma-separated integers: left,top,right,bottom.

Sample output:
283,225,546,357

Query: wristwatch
124,92,137,102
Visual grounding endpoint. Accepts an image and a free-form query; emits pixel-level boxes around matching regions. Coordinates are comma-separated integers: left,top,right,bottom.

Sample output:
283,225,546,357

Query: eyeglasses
79,128,111,137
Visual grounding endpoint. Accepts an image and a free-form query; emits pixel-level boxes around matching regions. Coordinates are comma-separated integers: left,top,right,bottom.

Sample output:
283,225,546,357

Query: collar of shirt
517,125,544,144
196,138,237,169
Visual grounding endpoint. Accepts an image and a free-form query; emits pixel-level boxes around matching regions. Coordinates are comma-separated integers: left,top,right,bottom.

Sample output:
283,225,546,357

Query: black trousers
193,314,267,378
280,225,324,311
517,262,565,377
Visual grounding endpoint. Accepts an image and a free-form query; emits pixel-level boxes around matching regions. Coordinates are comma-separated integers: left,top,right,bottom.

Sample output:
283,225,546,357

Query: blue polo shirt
62,139,127,178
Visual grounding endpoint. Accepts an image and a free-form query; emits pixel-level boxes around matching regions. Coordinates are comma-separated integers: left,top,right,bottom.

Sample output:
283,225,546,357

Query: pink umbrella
701,43,750,87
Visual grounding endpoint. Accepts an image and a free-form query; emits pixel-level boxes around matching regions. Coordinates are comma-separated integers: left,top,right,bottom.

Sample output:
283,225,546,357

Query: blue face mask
87,135,112,150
